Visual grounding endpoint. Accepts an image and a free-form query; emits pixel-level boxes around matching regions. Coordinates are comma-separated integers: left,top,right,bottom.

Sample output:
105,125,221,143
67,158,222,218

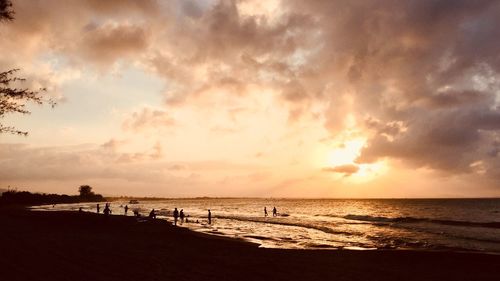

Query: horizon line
104,196,500,200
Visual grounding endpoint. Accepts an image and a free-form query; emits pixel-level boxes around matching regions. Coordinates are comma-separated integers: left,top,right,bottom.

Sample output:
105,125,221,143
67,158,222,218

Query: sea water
32,198,500,252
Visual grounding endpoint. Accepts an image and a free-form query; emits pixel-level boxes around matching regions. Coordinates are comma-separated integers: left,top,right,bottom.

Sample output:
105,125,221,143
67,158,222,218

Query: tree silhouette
79,185,94,197
0,0,13,21
0,0,54,136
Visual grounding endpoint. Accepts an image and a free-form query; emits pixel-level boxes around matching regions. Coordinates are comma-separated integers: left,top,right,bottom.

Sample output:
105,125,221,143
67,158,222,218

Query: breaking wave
343,214,500,229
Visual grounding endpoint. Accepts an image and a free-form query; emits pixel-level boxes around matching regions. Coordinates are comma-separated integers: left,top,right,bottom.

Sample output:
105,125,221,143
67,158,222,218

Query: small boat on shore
129,200,139,204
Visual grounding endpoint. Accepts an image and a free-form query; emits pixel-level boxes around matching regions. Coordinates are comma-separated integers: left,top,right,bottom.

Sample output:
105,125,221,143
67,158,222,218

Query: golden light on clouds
322,138,387,182
327,139,365,167
1,0,500,197
350,162,388,184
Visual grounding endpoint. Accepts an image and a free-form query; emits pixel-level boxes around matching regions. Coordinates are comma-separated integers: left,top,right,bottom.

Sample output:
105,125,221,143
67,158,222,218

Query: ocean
32,198,500,253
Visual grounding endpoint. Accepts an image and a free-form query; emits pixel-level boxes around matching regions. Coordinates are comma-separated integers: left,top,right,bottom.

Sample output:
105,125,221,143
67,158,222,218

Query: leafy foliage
78,185,95,197
0,1,54,136
0,187,105,206
0,69,54,135
0,0,13,21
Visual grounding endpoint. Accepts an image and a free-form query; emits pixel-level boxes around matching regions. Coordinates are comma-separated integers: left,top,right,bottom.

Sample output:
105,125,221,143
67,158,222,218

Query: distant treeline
0,186,105,206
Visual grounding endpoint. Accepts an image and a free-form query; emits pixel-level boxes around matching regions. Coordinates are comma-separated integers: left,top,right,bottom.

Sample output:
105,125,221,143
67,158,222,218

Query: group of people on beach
93,203,280,225
264,206,278,217
95,203,212,226
172,208,211,226
95,203,112,215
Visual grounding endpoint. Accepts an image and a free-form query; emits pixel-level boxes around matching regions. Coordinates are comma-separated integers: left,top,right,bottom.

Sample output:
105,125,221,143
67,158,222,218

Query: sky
1,0,500,198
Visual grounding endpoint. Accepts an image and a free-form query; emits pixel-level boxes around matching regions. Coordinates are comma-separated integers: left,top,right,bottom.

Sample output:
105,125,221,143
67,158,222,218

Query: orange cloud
323,164,360,176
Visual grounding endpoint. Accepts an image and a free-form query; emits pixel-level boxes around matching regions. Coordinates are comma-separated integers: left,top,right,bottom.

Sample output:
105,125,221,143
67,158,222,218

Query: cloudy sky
1,0,500,197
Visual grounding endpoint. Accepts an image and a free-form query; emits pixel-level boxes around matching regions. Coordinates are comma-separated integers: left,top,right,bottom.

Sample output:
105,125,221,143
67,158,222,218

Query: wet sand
1,209,499,281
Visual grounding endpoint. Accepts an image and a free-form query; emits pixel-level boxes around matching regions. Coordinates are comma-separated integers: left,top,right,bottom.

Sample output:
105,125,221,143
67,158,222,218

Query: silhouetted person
97,204,100,213
173,208,179,226
103,204,111,216
149,209,156,219
134,210,140,217
79,207,83,213
180,209,185,223
208,209,212,225
124,205,129,215
264,207,268,217
272,206,277,217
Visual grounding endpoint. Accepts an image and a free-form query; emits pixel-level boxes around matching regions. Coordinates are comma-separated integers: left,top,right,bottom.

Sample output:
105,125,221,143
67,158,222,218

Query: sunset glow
327,139,365,167
1,0,500,198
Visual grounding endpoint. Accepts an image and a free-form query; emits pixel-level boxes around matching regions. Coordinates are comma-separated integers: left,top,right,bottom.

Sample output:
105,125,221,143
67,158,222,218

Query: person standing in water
124,205,128,215
264,207,268,217
173,208,179,226
180,209,185,223
103,204,111,216
272,206,277,217
149,209,156,219
96,204,100,214
208,209,212,225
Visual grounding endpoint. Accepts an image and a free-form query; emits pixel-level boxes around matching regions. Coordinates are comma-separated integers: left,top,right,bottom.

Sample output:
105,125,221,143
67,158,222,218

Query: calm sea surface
32,198,500,252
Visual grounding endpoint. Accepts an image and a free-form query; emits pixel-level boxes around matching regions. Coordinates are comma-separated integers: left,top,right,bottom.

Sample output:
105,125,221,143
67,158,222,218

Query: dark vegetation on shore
0,185,105,206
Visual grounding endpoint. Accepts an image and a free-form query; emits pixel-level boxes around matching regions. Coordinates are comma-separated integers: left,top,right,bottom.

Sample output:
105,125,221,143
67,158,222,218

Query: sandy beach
0,209,499,281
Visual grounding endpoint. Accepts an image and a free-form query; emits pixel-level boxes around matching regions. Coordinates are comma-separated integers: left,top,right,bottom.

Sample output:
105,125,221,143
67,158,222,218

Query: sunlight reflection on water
32,198,500,252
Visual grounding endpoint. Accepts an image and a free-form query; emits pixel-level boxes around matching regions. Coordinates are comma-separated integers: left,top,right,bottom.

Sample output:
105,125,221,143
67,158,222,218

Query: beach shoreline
31,198,500,252
1,208,499,281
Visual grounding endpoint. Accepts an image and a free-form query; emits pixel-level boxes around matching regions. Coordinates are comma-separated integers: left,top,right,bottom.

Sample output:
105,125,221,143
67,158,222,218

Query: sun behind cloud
323,138,387,182
327,139,365,167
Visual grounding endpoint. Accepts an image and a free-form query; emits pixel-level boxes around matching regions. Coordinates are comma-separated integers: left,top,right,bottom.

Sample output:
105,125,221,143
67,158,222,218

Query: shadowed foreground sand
1,209,499,281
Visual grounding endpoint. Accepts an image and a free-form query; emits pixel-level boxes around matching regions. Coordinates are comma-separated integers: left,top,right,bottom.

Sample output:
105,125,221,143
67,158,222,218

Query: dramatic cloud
274,0,500,181
2,0,500,196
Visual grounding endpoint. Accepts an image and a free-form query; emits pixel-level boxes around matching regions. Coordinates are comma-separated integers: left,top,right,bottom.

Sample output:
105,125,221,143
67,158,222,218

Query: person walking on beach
180,209,185,223
208,209,212,225
272,206,277,217
124,205,128,215
96,203,100,213
173,208,179,226
264,207,268,217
